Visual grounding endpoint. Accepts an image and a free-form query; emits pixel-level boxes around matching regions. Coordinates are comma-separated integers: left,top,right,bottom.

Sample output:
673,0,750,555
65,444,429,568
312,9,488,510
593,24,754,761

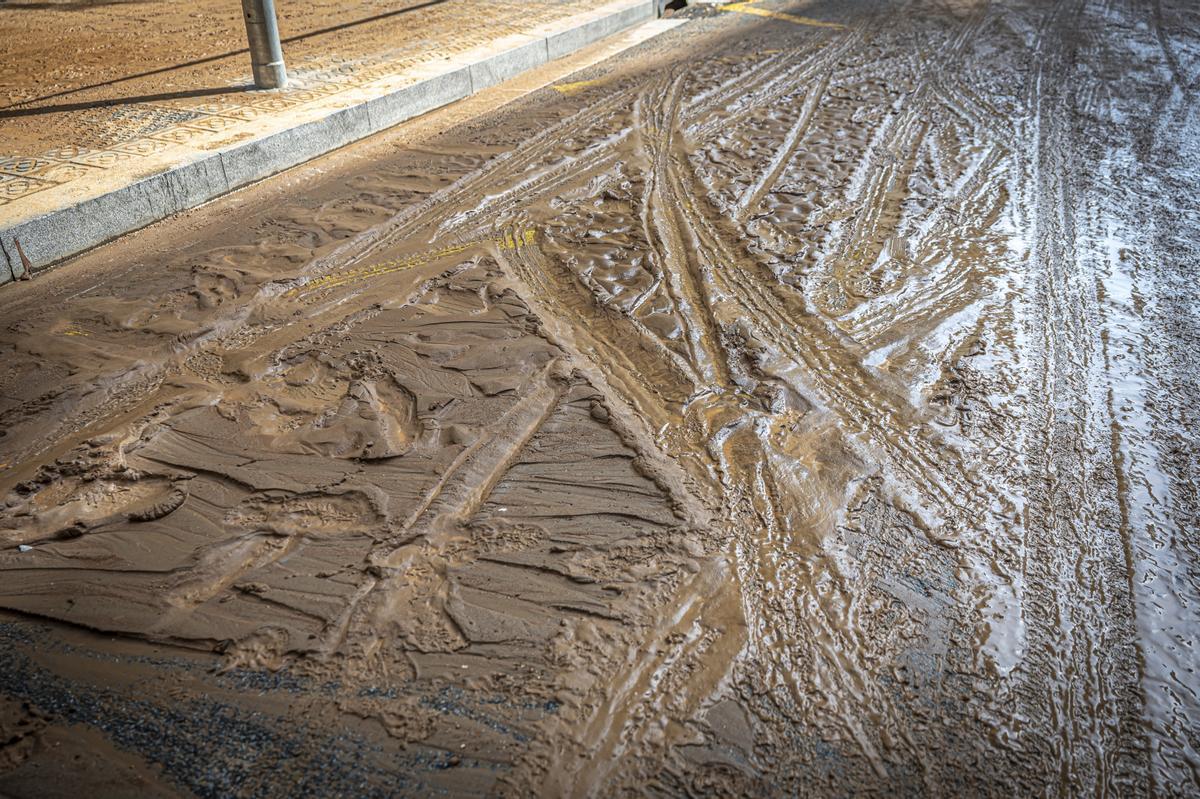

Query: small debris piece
13,238,33,280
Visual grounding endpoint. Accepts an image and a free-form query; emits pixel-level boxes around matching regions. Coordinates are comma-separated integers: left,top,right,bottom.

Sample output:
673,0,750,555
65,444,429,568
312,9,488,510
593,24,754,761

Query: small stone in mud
589,401,610,422
55,523,87,540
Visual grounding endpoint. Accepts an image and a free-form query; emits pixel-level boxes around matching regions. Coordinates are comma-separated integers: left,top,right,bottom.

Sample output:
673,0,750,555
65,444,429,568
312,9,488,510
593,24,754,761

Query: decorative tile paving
109,138,173,157
0,157,56,176
180,115,240,133
0,1,634,218
145,127,211,145
40,146,94,161
0,175,53,202
247,95,308,111
206,106,269,121
189,101,248,115
34,162,102,184
69,150,140,168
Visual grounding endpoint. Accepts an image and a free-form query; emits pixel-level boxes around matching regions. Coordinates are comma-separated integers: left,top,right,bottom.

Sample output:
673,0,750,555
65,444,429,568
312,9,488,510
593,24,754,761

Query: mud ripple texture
1,0,1198,795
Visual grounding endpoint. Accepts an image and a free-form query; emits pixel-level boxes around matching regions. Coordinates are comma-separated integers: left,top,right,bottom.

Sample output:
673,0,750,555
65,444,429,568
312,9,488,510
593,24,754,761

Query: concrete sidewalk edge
0,0,658,286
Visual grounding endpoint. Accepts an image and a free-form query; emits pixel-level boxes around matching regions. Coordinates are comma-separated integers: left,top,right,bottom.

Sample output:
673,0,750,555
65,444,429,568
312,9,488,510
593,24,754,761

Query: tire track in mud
319,360,569,662
733,71,831,222
494,240,758,795
1020,0,1200,791
2,1,1199,794
659,146,996,780
642,73,739,391
485,15,1008,776
985,0,1177,792
6,7,1026,787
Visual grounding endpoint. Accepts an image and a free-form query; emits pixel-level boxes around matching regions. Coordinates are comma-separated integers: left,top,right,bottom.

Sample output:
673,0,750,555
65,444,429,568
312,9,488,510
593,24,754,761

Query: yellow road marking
721,1,845,29
553,78,605,95
287,229,537,299
294,243,472,296
499,228,538,250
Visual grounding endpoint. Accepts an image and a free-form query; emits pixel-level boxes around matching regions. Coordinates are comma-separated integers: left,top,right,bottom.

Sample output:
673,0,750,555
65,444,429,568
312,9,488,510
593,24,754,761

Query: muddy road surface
1,0,1198,795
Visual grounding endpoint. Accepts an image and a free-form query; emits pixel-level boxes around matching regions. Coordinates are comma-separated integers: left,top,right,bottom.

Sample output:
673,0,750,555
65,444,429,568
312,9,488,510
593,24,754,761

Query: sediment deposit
2,0,1198,795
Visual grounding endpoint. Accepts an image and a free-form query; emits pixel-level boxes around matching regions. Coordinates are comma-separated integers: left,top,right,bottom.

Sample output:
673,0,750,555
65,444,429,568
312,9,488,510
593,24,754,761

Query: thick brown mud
2,0,1199,796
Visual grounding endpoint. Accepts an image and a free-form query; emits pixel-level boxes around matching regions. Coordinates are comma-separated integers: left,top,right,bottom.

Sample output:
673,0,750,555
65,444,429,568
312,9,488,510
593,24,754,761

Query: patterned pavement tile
0,157,55,176
0,174,53,201
109,138,173,157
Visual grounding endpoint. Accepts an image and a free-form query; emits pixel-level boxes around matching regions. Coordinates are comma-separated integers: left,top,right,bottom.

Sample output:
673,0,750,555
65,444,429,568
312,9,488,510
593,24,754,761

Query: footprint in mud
214,625,295,672
247,353,420,460
0,474,187,549
0,697,51,773
226,489,385,537
164,490,384,611
295,378,418,460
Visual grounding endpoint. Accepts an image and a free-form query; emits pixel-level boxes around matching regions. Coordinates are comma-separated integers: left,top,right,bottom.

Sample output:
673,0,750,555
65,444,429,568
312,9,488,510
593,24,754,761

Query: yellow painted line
287,229,538,299
498,228,538,250
721,2,845,29
288,243,473,298
553,78,605,95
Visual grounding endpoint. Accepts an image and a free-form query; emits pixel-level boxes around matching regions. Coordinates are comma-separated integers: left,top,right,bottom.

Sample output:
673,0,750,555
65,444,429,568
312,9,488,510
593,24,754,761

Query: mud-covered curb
0,0,660,286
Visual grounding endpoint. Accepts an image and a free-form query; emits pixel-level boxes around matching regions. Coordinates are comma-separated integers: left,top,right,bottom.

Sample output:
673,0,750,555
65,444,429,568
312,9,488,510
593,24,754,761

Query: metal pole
241,0,287,89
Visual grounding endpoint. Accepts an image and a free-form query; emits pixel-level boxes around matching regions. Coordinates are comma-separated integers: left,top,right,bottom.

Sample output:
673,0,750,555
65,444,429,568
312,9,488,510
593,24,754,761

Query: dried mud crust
2,0,1200,796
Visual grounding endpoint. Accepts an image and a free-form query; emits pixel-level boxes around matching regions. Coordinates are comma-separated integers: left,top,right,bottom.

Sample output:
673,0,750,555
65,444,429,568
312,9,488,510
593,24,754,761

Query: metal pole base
251,61,288,90
242,0,288,90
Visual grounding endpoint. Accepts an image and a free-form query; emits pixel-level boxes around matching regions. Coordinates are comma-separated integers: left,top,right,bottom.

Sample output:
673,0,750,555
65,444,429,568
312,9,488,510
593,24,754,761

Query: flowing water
1,0,1197,795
